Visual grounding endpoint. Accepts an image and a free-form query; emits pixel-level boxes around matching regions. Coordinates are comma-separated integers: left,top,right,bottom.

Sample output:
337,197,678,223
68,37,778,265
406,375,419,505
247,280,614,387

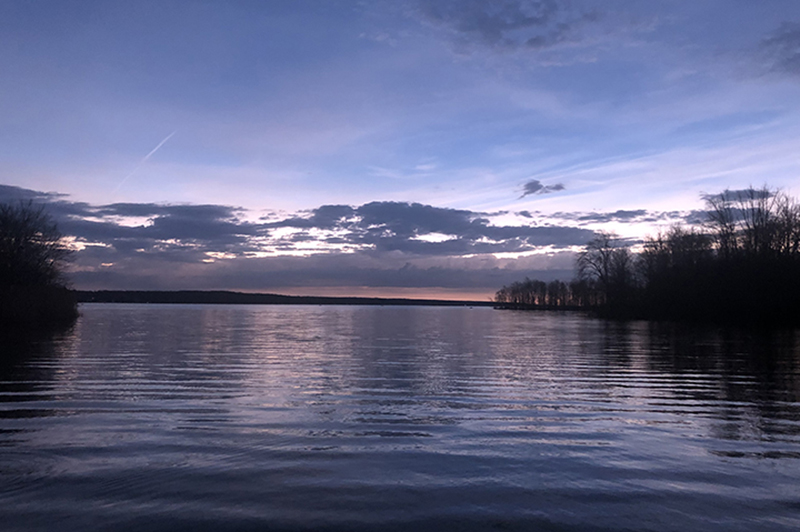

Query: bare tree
497,185,800,322
639,225,712,282
576,231,617,289
576,231,637,307
0,201,72,287
774,191,800,256
705,190,740,258
737,186,779,256
704,185,800,259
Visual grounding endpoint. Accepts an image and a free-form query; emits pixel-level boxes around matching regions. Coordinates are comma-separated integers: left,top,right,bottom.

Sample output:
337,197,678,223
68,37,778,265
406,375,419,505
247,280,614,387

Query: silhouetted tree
704,185,800,259
705,190,740,259
0,201,72,287
636,226,714,319
639,226,713,284
569,278,596,307
494,277,582,309
0,202,76,327
576,231,637,309
576,231,616,292
496,185,800,324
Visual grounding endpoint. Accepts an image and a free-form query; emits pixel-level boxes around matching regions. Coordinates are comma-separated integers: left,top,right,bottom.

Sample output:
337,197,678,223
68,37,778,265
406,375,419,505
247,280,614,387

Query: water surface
2,304,799,531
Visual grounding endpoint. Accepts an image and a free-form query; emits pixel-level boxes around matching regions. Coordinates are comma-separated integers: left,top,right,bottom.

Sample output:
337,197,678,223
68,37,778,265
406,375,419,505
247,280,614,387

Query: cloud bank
0,184,712,296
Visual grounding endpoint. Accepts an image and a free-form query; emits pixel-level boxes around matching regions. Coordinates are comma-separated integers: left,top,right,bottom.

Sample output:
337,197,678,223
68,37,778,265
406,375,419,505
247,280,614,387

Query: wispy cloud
412,0,598,54
761,21,800,75
408,0,660,66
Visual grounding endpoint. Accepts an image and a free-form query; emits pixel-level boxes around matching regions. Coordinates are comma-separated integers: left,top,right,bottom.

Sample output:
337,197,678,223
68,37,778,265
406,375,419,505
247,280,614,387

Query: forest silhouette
494,186,800,325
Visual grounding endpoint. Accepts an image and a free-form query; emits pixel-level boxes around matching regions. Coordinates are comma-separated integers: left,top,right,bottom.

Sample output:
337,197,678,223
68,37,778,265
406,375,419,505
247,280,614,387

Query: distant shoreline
74,290,494,307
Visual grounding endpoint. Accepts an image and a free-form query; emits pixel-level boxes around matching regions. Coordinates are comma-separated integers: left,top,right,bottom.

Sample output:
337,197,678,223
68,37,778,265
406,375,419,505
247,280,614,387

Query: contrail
143,130,176,161
114,130,177,193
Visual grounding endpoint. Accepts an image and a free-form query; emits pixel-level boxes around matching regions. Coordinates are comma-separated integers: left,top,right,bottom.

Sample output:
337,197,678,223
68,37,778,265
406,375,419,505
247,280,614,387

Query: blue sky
3,1,800,298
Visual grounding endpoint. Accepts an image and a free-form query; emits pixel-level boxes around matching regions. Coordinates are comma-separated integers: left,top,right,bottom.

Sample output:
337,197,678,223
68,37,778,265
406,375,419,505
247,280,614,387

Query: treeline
0,202,78,327
496,186,800,325
76,290,493,307
493,278,599,309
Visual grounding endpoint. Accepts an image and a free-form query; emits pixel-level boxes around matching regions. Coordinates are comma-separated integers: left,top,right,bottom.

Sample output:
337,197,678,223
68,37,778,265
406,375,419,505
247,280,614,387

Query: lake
2,304,799,531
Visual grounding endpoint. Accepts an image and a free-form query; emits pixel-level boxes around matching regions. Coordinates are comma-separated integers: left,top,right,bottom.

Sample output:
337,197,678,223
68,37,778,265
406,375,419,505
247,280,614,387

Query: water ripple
1,304,799,531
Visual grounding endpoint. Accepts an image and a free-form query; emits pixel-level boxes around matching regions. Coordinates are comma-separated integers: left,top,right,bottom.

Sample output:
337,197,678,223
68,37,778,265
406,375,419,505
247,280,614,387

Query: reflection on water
1,304,800,531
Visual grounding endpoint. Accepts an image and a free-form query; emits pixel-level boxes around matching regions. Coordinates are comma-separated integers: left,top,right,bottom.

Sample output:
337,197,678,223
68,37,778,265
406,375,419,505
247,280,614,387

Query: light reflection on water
1,304,800,531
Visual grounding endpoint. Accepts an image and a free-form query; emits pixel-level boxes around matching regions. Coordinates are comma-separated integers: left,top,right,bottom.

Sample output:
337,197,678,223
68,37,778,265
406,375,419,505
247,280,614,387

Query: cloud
761,22,800,75
520,179,565,197
1,185,265,257
8,183,749,293
6,185,706,275
2,185,602,292
357,201,480,237
413,0,597,53
700,187,775,203
547,208,705,227
0,184,65,202
270,200,593,253
683,210,709,226
268,204,356,230
574,209,647,223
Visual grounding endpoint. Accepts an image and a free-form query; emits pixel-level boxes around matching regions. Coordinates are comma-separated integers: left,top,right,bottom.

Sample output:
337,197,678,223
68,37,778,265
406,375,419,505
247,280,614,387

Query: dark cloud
358,201,481,237
95,203,243,220
691,188,781,228
0,184,265,258
700,188,775,203
683,210,709,226
762,22,800,75
541,208,700,227
7,186,681,269
271,200,594,255
520,179,565,197
2,184,599,291
0,184,64,202
269,204,355,229
414,0,595,52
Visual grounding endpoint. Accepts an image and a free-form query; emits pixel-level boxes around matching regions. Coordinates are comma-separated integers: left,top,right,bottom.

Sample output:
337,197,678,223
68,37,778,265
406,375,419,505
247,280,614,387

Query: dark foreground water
2,304,800,531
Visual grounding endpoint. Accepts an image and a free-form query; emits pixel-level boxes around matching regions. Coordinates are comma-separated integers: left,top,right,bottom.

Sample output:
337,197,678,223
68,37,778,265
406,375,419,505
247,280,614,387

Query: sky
2,0,800,300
